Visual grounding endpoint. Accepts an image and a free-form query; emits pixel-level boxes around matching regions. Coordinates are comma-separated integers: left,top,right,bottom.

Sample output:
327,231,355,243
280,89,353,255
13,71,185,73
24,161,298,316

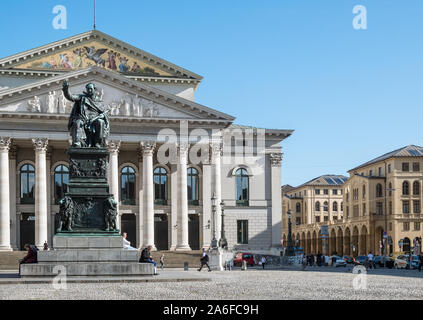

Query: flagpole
93,0,96,30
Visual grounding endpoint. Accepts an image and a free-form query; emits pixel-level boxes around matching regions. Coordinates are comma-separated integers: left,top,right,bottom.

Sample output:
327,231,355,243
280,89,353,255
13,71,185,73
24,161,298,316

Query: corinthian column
33,138,48,248
107,140,121,229
141,141,156,250
211,143,222,238
176,142,191,251
0,137,11,251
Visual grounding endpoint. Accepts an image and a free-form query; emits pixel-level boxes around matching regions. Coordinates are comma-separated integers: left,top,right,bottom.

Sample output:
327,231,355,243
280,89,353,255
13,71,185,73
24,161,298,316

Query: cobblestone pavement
1,266,423,300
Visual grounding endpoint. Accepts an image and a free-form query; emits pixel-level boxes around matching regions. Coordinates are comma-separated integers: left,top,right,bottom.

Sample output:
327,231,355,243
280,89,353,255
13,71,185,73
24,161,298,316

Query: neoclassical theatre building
0,30,292,251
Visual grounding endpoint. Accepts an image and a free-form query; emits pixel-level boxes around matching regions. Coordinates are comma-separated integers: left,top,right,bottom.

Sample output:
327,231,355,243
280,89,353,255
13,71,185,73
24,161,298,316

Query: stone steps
0,250,204,270
0,251,26,270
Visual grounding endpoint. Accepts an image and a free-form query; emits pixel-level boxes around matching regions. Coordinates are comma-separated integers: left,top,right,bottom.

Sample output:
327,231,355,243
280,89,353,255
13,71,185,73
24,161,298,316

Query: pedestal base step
37,249,139,263
20,262,154,277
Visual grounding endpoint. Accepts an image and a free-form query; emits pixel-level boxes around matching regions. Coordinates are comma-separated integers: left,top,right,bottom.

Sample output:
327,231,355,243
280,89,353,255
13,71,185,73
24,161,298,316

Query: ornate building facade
282,146,423,256
0,30,292,252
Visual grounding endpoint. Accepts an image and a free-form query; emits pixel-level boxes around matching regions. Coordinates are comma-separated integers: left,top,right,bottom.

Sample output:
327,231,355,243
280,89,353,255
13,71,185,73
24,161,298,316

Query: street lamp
219,200,228,249
211,193,218,249
286,209,295,256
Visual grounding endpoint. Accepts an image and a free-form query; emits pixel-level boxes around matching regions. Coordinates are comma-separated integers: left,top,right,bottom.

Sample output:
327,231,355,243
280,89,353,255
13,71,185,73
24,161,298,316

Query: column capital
177,142,190,155
32,138,49,152
106,140,121,154
269,153,283,167
0,137,11,152
9,145,18,159
210,143,223,156
140,141,156,155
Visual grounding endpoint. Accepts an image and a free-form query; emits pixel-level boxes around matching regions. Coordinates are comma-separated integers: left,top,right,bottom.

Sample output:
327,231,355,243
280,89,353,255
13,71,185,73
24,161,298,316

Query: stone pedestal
20,236,154,277
209,248,234,271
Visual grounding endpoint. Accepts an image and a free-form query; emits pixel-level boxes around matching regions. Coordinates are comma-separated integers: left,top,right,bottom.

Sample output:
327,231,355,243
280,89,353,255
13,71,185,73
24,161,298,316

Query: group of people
302,252,330,268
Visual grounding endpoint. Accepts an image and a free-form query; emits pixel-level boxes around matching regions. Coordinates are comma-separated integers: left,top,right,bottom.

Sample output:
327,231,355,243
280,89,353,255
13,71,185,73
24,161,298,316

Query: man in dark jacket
20,244,38,264
198,252,211,272
139,245,157,274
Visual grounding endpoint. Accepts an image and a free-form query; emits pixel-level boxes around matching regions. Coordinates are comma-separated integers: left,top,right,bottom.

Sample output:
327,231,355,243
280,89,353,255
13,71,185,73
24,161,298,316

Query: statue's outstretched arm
62,80,80,102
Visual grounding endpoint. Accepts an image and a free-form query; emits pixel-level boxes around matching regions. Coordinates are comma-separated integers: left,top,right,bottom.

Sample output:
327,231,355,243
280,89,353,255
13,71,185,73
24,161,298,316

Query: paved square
1,266,423,300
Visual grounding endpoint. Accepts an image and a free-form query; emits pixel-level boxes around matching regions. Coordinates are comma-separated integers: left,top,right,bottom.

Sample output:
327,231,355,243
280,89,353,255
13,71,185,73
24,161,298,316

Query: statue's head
85,83,97,98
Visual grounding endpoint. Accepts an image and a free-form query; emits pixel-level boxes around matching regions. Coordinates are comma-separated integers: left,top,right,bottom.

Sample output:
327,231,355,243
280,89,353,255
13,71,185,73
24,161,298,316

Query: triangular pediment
0,67,234,123
0,30,202,80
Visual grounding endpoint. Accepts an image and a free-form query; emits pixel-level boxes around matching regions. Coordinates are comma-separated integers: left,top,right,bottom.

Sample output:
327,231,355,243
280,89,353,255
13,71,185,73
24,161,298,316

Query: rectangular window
389,222,392,231
376,202,383,215
315,189,320,195
413,162,420,172
403,222,410,231
332,189,338,195
315,216,321,223
378,167,382,176
333,216,338,221
369,170,373,176
304,190,307,196
353,205,359,217
237,220,248,244
403,201,410,214
296,217,301,225
323,216,328,222
414,200,421,214
362,203,366,216
388,164,392,173
415,222,421,231
323,189,328,195
402,163,409,172
389,201,392,215
346,206,350,219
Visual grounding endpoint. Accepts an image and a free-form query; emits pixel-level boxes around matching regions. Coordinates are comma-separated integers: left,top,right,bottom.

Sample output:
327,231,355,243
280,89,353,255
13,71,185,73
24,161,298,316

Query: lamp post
219,200,228,249
211,193,218,249
286,209,295,256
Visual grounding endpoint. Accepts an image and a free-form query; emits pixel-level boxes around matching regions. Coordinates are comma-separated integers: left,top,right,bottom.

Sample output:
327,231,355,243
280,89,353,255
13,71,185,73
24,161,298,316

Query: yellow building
281,175,347,254
282,145,423,257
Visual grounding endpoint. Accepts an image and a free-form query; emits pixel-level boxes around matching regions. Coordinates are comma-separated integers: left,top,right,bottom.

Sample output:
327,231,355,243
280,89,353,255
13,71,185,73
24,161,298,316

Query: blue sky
1,0,422,187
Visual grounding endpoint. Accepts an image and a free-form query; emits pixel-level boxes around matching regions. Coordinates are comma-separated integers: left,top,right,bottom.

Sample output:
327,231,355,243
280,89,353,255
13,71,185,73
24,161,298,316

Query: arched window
235,168,249,206
333,201,338,212
413,181,420,195
20,164,35,204
315,201,320,211
296,202,301,213
187,167,199,205
121,166,136,205
402,181,409,195
54,165,69,204
376,183,383,197
323,201,329,212
154,167,168,205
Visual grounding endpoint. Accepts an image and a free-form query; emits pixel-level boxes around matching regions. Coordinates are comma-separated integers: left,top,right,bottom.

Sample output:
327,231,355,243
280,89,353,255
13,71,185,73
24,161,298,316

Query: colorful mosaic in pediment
13,41,173,77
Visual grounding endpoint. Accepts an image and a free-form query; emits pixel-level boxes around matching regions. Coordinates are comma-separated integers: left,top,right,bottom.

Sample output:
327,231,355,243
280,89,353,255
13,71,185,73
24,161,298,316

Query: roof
0,29,203,81
349,145,423,172
294,174,348,189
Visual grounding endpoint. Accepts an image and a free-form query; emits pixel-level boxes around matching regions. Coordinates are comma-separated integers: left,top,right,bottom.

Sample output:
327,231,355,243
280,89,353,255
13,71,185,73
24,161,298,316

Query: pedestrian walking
368,252,374,269
198,251,211,272
160,254,165,270
261,256,266,270
301,254,307,271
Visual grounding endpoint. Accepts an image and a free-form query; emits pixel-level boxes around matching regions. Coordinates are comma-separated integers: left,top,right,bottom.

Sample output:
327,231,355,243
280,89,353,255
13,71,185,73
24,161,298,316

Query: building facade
281,175,347,254
282,146,423,257
0,30,292,252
